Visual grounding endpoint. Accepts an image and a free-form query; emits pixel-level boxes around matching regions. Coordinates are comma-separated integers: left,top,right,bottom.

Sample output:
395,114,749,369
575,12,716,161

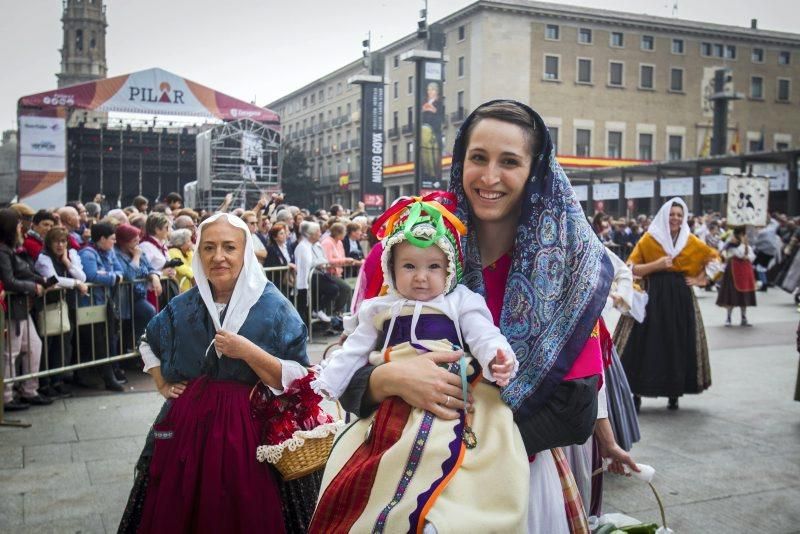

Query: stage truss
195,119,281,211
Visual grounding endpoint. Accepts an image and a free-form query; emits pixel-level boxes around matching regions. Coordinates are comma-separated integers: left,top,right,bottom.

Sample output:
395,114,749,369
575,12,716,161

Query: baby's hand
490,349,515,387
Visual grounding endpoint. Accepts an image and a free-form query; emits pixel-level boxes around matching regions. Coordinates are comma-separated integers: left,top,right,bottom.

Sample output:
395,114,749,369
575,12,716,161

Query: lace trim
256,421,345,464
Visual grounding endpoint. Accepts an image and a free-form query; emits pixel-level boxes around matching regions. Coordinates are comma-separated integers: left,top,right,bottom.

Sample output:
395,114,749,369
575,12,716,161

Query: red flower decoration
251,373,334,445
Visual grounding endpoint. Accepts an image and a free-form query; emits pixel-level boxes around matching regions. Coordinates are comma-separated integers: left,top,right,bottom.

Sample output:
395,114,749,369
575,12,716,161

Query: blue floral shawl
448,100,613,418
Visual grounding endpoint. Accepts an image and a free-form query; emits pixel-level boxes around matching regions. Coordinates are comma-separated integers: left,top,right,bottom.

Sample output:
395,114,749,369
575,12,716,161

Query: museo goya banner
359,81,385,212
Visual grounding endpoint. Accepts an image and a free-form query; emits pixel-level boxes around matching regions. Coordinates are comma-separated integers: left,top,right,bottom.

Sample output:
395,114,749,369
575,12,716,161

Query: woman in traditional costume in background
119,213,317,534
716,226,757,326
615,197,719,411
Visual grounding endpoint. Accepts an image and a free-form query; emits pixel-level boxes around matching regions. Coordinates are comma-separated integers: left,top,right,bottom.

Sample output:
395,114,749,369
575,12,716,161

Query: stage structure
195,119,280,211
17,67,279,208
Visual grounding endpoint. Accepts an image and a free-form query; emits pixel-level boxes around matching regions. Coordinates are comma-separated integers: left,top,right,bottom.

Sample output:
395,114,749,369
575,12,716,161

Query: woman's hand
214,330,256,360
656,256,673,271
158,381,187,399
685,272,708,287
600,442,639,476
34,284,44,296
150,275,163,296
75,282,89,295
371,350,473,420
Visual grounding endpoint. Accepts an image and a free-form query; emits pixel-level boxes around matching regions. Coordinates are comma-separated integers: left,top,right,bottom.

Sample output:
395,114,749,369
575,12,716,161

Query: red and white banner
18,68,279,126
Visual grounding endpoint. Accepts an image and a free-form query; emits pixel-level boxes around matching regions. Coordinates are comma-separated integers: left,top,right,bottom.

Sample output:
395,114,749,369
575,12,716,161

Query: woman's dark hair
733,225,747,238
44,226,69,254
592,212,608,232
670,201,684,213
465,102,541,158
0,208,20,248
91,222,115,243
33,209,56,225
133,195,149,210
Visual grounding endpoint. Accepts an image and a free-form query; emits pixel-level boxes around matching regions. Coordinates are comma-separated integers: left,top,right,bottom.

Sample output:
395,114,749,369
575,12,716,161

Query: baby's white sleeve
453,287,518,382
311,299,381,399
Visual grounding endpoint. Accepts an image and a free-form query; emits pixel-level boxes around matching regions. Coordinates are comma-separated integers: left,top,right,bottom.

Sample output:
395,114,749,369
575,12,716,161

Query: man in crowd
56,206,85,250
22,210,56,261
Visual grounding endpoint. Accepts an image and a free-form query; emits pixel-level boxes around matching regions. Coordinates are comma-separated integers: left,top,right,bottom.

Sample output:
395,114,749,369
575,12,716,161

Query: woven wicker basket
273,432,336,481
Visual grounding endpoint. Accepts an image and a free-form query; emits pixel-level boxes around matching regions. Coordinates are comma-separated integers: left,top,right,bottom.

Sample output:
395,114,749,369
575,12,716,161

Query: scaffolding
195,119,281,211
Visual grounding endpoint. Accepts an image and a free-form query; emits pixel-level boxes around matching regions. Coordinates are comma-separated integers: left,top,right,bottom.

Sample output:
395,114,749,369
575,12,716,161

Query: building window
668,135,683,160
392,144,398,163
458,56,465,77
408,75,414,94
406,142,414,162
393,81,398,99
777,141,789,151
576,129,591,157
672,39,684,54
713,43,724,58
544,55,560,80
607,131,623,158
609,61,624,86
778,79,791,101
458,25,466,41
549,127,559,154
318,90,324,102
751,76,764,99
638,133,653,160
779,51,791,65
407,106,413,126
748,139,761,153
751,47,764,63
457,90,465,111
701,42,712,57
640,65,654,89
641,35,654,51
610,32,624,48
545,24,560,40
577,58,592,83
337,82,343,94
328,86,333,98
310,93,315,105
724,45,737,59
394,55,399,68
392,111,399,130
670,68,684,92
75,29,83,51
89,31,96,49
579,28,592,44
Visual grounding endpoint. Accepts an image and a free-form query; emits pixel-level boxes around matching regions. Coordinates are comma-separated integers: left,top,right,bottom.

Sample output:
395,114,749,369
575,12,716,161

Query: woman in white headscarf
119,213,317,534
614,198,719,411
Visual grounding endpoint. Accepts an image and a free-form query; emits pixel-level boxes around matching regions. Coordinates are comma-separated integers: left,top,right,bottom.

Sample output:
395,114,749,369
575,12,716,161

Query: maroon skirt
137,377,285,534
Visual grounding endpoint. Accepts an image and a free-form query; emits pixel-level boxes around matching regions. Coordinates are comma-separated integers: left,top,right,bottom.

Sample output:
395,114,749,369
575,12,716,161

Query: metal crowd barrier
1,266,295,389
301,262,359,342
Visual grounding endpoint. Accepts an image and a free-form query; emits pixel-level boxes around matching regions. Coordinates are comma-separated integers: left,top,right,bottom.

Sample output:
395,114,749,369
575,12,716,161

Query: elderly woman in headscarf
614,197,719,411
119,213,317,533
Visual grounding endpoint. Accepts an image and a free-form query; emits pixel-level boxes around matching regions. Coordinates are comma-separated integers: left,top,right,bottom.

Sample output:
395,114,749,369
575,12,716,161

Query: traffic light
417,8,427,39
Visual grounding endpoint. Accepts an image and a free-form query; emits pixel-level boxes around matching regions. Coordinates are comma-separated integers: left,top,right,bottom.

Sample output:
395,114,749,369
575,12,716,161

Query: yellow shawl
629,233,719,277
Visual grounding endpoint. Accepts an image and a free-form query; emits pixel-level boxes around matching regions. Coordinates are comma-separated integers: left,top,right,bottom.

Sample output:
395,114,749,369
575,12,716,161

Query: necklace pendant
462,425,477,449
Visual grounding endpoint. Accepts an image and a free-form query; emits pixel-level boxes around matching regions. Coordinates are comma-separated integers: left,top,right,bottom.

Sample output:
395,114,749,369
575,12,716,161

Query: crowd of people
4,100,800,533
1,191,372,414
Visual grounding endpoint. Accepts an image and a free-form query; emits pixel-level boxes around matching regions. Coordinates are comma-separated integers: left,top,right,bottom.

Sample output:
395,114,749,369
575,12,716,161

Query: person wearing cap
310,196,524,533
114,223,161,350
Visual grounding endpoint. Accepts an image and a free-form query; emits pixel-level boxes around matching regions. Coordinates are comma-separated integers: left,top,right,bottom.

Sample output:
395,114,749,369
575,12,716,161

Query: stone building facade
267,0,800,209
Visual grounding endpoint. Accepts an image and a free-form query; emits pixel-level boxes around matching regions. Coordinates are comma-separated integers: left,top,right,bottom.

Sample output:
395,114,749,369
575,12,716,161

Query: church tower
57,0,108,88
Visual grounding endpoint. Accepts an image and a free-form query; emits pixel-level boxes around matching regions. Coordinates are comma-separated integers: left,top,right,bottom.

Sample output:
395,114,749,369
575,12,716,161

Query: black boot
101,366,124,392
668,396,679,410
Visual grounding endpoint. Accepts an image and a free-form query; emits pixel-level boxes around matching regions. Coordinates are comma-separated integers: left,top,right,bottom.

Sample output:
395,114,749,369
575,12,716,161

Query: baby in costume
312,197,518,400
310,197,530,534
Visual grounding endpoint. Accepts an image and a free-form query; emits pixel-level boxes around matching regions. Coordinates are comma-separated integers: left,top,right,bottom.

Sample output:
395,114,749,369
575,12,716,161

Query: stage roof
18,67,279,128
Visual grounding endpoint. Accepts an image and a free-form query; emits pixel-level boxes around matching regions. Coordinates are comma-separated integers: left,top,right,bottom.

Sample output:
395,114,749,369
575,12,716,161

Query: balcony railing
401,123,414,135
388,127,400,139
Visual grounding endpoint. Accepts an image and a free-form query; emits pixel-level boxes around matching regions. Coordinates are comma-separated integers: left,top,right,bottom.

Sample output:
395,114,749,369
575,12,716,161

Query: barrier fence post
0,303,31,428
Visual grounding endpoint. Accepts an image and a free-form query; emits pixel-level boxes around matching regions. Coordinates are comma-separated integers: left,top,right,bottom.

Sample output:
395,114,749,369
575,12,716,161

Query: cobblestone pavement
1,289,798,532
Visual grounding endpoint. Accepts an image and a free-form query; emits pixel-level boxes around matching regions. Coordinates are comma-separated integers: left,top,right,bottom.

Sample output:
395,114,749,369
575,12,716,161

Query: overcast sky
1,0,798,132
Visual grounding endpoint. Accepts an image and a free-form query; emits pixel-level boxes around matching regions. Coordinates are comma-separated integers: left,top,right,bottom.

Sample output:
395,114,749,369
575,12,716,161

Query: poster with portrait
726,177,769,226
417,61,444,190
